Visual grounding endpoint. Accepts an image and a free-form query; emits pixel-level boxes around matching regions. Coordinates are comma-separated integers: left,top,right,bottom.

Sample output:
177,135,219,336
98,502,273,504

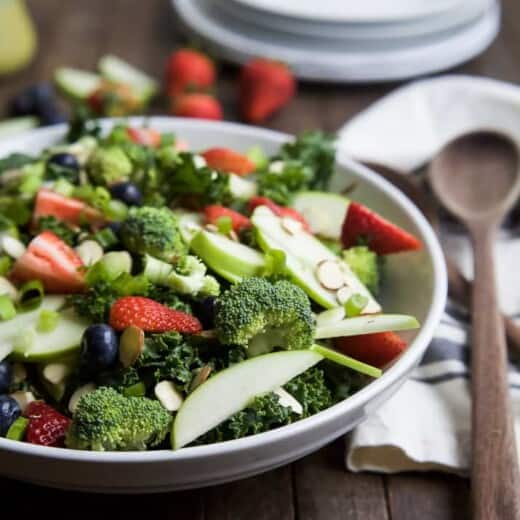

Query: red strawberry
33,188,104,228
109,296,202,333
166,48,216,96
25,401,71,447
204,205,251,232
239,59,296,123
172,93,223,120
248,196,310,231
341,202,422,255
10,231,85,293
201,148,255,176
126,127,161,148
335,331,407,368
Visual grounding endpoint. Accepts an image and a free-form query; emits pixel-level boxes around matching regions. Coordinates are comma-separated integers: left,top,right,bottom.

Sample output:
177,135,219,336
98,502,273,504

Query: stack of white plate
172,0,500,83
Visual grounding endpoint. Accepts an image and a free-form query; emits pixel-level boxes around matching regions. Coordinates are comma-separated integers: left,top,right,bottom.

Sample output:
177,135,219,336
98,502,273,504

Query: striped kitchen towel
338,76,520,474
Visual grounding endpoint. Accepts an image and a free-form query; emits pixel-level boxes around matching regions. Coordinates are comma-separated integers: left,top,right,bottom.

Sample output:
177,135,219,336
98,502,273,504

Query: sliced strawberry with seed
25,401,71,447
248,196,310,231
201,148,255,176
126,127,161,148
10,231,85,293
109,296,202,333
335,331,407,368
204,205,251,232
341,202,422,255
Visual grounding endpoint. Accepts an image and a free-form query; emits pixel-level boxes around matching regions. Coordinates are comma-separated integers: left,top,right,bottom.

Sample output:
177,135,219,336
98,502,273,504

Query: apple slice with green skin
9,308,89,362
291,191,350,240
315,313,419,340
310,344,382,378
190,229,265,283
54,68,101,101
252,206,380,311
172,350,323,449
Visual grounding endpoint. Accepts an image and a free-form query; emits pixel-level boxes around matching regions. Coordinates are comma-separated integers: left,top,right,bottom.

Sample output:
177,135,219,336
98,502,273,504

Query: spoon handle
470,225,520,520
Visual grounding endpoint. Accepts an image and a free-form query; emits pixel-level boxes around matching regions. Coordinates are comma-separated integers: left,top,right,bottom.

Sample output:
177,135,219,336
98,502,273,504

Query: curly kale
285,367,332,417
0,153,35,174
145,285,192,314
36,216,78,246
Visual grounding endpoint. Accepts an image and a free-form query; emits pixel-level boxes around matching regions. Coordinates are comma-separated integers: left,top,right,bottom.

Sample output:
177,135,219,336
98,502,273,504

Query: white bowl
0,118,447,493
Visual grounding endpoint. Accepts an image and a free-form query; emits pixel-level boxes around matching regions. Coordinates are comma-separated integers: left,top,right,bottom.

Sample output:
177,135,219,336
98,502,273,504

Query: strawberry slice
10,231,85,293
335,331,407,368
126,127,162,148
25,401,71,447
204,205,251,232
248,196,310,232
201,148,255,176
341,202,422,255
109,296,202,333
33,188,104,227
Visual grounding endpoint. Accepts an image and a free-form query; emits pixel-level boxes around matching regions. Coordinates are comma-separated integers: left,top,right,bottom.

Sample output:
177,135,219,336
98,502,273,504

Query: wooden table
1,0,518,517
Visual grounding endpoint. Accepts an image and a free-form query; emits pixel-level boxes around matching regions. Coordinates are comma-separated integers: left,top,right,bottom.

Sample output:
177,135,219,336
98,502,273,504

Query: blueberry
110,182,143,207
48,153,80,171
0,395,21,436
196,296,217,329
8,83,53,117
107,221,122,236
80,324,119,375
0,361,12,394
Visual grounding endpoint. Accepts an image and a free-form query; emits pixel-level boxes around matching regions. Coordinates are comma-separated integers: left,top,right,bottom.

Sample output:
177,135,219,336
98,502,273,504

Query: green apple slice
172,350,323,449
315,313,419,340
98,55,158,101
310,344,381,378
54,68,101,101
10,308,89,362
291,191,350,240
252,206,380,311
190,229,265,283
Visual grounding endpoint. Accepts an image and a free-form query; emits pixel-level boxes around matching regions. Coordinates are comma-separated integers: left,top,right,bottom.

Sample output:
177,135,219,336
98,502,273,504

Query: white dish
218,0,491,41
0,117,446,493
233,0,462,23
173,0,500,83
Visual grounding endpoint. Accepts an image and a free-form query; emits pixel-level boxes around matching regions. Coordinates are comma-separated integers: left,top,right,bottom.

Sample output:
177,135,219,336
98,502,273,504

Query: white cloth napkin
338,75,520,475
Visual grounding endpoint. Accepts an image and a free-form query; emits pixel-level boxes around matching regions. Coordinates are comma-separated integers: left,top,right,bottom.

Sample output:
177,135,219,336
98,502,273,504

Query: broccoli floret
87,146,132,186
120,206,187,260
214,277,315,356
343,246,381,296
143,254,220,297
66,387,172,451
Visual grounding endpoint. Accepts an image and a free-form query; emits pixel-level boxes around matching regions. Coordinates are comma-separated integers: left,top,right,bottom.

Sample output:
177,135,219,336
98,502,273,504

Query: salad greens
0,120,421,452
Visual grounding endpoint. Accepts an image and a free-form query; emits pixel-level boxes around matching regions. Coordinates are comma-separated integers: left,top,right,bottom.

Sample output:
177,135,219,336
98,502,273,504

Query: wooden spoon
365,162,520,358
428,132,520,520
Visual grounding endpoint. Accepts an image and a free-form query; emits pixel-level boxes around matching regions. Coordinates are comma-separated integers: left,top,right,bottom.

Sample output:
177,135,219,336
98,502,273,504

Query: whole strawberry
239,59,296,123
172,93,223,120
109,296,203,333
201,148,255,176
166,48,216,96
25,401,71,447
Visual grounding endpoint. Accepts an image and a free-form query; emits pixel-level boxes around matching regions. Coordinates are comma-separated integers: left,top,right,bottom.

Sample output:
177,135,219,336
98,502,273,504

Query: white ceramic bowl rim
0,118,447,464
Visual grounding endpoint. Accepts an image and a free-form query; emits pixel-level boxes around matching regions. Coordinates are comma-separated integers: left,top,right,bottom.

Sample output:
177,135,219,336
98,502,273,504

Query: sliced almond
69,383,96,414
154,381,184,412
205,224,218,233
119,326,145,368
228,230,239,242
10,391,35,413
75,240,104,266
282,217,303,235
316,260,345,290
336,285,353,305
189,365,212,393
274,388,303,415
43,362,72,385
196,329,217,340
0,235,26,259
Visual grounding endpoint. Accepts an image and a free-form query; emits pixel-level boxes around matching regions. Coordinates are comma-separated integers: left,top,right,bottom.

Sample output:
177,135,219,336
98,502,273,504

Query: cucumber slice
172,350,323,448
10,307,89,362
291,191,350,240
98,55,158,101
252,206,380,311
315,313,419,340
0,116,39,139
54,67,101,100
190,229,265,283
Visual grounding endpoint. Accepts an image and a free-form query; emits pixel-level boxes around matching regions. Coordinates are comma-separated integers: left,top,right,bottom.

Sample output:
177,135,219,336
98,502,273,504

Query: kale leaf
36,216,78,246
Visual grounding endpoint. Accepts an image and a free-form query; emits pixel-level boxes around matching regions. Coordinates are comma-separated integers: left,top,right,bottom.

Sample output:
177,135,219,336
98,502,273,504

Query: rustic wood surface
1,0,519,517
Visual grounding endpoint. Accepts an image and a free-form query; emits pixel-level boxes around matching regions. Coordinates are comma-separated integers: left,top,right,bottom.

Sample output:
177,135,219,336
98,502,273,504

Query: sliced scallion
18,279,44,311
216,216,232,235
344,293,369,318
6,416,29,441
37,309,60,333
122,382,147,397
92,227,119,249
0,294,16,321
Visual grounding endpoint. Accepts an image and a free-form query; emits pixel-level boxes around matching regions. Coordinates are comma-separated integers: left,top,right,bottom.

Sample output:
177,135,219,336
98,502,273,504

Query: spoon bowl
429,132,520,224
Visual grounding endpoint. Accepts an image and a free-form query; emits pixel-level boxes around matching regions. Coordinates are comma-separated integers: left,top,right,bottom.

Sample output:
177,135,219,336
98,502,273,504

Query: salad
0,120,422,451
